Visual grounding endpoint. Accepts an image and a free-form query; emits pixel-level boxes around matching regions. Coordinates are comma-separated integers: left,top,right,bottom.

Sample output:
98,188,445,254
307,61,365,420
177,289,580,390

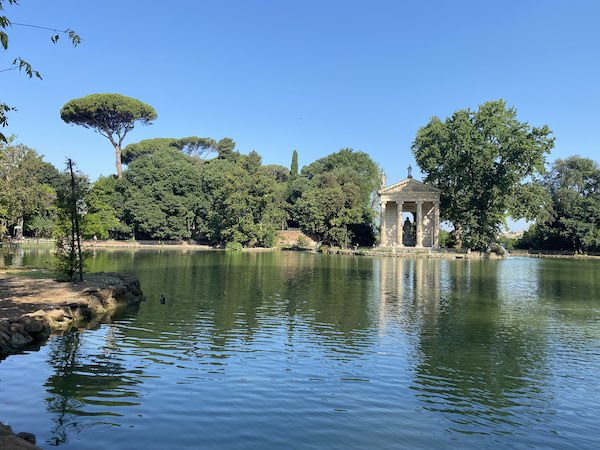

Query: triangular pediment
378,178,441,195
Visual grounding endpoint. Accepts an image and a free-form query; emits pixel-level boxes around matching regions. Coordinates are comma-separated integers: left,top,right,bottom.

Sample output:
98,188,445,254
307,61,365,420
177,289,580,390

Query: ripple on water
1,251,600,449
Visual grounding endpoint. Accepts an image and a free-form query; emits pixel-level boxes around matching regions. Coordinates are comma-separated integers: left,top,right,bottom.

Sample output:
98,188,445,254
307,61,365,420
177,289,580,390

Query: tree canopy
60,93,157,178
0,137,58,236
518,156,600,253
291,148,381,246
122,137,216,164
123,148,202,240
412,99,554,250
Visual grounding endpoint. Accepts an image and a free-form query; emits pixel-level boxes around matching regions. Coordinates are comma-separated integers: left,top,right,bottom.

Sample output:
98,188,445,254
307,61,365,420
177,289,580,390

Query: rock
9,332,32,349
0,330,10,343
0,423,40,449
19,316,43,334
15,433,36,445
1,271,144,358
82,287,100,294
85,295,105,312
45,309,65,322
9,323,25,334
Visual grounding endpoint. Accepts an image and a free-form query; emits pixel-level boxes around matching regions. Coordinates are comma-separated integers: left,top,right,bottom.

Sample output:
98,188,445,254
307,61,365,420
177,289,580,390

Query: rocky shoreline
0,271,145,448
0,271,144,358
0,423,40,449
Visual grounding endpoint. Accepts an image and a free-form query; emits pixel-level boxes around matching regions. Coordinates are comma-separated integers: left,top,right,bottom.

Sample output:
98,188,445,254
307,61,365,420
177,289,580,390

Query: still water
1,249,599,449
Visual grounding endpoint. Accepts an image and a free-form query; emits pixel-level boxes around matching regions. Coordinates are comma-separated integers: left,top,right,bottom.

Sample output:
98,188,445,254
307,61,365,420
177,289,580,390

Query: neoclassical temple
378,171,441,248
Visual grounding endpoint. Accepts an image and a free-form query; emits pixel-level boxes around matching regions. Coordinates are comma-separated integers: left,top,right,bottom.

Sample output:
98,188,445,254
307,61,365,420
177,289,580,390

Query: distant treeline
0,136,381,247
2,99,600,252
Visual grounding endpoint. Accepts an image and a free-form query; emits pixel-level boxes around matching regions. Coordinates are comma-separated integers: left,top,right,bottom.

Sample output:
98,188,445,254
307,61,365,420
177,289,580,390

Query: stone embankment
320,247,506,259
0,422,40,449
0,272,144,358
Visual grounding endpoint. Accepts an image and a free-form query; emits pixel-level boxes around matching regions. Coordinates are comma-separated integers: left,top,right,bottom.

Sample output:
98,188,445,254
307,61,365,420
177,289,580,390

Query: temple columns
415,201,423,248
433,201,440,249
380,201,387,246
396,201,404,247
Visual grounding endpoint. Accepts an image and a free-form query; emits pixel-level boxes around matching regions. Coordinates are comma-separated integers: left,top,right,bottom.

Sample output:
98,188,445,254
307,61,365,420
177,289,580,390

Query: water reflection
399,260,552,435
115,252,379,363
3,249,598,449
44,326,142,446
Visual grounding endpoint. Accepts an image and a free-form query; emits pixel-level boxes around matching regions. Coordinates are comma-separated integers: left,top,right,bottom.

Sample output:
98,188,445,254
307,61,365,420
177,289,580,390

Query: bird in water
160,294,166,304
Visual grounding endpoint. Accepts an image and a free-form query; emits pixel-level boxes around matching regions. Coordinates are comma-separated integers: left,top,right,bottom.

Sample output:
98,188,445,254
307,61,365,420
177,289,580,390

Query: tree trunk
115,144,123,179
454,224,463,249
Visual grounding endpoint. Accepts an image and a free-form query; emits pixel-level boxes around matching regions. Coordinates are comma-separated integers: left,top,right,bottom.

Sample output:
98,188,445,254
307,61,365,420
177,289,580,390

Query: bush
296,236,311,249
225,241,243,252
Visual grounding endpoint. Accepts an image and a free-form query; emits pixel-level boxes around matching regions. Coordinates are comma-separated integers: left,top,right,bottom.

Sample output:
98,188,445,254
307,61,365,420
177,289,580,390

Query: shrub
225,241,243,252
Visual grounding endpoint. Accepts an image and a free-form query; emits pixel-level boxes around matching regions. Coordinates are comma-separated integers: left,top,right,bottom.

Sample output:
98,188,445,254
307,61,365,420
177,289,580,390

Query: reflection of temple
378,171,441,248
377,257,443,329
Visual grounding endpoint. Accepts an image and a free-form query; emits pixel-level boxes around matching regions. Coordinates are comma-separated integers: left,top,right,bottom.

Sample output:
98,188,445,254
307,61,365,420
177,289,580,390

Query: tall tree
290,150,298,179
60,94,157,178
412,99,553,250
1,0,80,141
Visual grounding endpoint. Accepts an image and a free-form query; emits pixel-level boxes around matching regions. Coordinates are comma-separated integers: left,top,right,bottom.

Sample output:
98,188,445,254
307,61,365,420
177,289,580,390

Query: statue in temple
403,217,413,238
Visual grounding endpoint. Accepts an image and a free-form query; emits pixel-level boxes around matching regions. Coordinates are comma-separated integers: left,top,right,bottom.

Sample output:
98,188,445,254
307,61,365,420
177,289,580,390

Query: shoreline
0,269,145,358
5,239,600,260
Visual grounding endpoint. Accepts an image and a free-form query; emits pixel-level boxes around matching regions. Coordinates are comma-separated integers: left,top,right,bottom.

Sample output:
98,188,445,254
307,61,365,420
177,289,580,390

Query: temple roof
378,177,442,195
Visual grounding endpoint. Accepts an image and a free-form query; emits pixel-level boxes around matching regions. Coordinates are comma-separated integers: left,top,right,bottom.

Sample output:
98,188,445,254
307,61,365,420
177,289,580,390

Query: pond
1,249,600,449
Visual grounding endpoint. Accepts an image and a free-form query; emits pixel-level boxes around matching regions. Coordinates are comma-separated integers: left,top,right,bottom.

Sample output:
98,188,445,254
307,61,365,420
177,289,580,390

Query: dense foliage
2,135,381,248
517,156,600,253
413,99,553,250
291,148,381,246
0,138,60,237
9,96,599,252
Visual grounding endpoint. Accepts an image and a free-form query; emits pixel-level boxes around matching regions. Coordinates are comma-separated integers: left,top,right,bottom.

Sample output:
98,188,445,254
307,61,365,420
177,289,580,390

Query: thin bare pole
67,158,84,281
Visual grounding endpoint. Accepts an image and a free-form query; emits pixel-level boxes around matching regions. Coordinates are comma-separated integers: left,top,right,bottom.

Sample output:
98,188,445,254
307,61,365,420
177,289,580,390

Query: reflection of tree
44,326,141,446
408,261,550,433
115,251,378,362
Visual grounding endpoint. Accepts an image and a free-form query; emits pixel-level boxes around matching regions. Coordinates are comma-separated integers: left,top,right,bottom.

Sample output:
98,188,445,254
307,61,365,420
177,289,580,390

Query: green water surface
1,249,599,449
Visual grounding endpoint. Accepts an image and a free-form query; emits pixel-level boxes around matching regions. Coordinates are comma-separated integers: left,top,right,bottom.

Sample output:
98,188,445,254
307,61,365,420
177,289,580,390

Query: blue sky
3,1,600,229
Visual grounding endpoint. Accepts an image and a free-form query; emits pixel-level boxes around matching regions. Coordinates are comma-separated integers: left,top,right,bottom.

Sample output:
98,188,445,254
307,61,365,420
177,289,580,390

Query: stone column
396,201,404,247
433,201,440,249
380,201,387,247
416,201,423,248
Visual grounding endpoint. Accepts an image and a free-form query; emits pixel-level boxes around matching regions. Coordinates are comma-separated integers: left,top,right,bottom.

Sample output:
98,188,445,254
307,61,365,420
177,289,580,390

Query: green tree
290,150,298,179
123,148,203,240
121,136,216,164
519,156,600,252
412,99,553,250
60,94,157,178
198,151,285,247
0,138,57,236
215,137,237,161
292,148,381,246
1,0,80,141
54,159,87,281
83,175,130,239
